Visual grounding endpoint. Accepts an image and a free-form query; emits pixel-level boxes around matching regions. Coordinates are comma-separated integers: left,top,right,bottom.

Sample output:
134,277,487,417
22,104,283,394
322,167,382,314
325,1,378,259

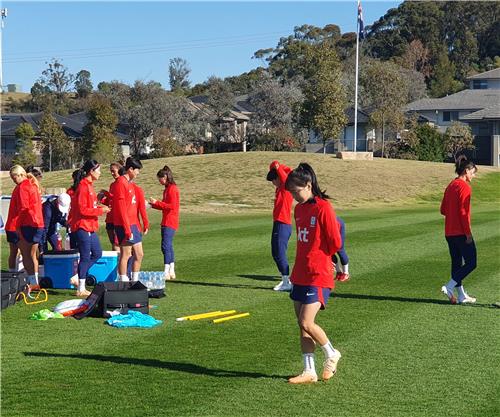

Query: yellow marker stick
176,311,221,322
213,312,250,324
188,310,237,321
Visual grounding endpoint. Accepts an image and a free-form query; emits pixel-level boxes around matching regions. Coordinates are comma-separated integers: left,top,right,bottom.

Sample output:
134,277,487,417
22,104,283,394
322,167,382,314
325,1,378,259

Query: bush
415,124,445,162
248,128,302,152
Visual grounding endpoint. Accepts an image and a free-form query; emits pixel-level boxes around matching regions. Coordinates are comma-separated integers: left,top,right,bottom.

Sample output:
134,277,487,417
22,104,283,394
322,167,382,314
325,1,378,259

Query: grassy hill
32,151,500,212
0,92,31,113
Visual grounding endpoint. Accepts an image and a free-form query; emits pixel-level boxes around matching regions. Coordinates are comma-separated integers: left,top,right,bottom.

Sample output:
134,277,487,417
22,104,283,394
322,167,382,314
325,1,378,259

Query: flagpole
353,0,360,153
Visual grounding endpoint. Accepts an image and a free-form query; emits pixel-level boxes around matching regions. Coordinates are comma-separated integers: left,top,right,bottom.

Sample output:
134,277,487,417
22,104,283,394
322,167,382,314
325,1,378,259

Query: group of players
5,158,180,298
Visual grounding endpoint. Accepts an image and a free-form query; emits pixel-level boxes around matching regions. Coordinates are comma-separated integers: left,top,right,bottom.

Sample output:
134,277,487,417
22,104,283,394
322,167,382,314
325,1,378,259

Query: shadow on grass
333,292,496,308
23,352,287,379
237,274,277,282
170,279,272,291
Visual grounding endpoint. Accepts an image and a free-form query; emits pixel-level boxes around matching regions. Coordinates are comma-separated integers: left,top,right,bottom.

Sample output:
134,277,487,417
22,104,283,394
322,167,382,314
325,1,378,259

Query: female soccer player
285,163,343,384
266,160,293,291
113,157,144,282
71,160,110,296
149,165,180,280
440,155,478,304
9,165,44,286
332,216,350,282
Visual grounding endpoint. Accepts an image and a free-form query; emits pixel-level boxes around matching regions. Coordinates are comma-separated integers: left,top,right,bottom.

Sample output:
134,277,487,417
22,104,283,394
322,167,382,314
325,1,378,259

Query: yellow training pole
213,312,250,324
188,310,237,321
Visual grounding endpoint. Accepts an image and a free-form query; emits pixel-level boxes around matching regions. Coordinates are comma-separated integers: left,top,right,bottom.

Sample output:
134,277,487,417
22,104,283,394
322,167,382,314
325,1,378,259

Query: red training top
72,177,104,232
151,183,180,230
5,184,21,232
112,175,137,236
290,196,342,289
271,161,293,225
15,178,44,229
131,183,149,232
102,178,120,225
440,178,472,236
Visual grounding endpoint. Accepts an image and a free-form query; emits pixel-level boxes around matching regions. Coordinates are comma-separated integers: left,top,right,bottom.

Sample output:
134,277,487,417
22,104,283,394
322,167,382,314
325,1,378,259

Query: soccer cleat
273,281,292,292
458,294,477,304
322,350,342,381
75,289,91,298
288,372,318,384
441,286,457,304
336,273,350,282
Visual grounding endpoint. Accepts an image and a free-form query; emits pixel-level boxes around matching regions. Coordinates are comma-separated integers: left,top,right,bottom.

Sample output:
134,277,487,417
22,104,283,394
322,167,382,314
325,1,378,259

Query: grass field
1,154,499,417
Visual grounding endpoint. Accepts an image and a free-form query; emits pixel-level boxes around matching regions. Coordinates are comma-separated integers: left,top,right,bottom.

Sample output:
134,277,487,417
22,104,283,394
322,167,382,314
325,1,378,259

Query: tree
429,50,463,98
38,113,72,171
301,43,347,153
75,70,93,98
204,76,235,146
398,40,432,79
169,57,191,94
415,124,444,162
39,58,74,97
97,81,132,121
81,96,119,163
13,123,37,167
150,127,184,158
362,60,408,157
444,122,475,161
30,81,54,112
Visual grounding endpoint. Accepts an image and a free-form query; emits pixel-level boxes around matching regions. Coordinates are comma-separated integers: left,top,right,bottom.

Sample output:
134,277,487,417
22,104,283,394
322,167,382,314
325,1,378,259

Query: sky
1,1,401,92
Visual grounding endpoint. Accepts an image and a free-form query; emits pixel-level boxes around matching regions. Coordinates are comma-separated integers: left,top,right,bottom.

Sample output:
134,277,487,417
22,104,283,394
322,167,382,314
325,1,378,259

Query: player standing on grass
71,160,110,297
440,155,478,304
113,157,144,282
332,216,350,282
149,165,180,281
285,163,343,384
266,160,293,291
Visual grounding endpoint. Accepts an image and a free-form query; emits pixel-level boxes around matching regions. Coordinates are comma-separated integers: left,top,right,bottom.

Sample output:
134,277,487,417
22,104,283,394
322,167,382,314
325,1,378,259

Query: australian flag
358,0,365,39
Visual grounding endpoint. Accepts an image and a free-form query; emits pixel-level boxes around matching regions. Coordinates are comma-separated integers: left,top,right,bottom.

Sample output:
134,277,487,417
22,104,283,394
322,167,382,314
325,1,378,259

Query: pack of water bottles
138,271,166,298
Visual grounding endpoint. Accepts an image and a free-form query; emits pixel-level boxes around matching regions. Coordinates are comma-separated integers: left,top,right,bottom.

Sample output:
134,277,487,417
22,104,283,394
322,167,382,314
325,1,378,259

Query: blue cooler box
88,251,118,284
42,250,79,289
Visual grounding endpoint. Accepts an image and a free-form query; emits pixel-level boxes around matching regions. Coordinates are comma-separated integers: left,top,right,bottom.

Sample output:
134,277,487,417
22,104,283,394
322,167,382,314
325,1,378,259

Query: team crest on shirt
310,216,316,227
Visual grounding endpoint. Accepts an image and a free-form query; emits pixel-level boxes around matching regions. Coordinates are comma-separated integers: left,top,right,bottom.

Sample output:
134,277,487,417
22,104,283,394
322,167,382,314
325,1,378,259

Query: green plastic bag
29,309,64,320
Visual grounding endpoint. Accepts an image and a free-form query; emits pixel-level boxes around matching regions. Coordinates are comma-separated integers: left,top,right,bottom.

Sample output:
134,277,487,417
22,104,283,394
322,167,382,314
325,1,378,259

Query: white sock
169,262,175,274
303,353,316,374
164,264,170,274
445,279,457,291
282,275,289,284
343,264,349,274
78,279,86,292
34,272,39,283
457,286,467,299
321,341,336,359
131,272,140,282
119,274,130,282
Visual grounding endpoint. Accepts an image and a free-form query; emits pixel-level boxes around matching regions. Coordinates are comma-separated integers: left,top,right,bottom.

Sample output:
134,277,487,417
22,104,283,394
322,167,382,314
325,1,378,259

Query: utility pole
0,8,8,94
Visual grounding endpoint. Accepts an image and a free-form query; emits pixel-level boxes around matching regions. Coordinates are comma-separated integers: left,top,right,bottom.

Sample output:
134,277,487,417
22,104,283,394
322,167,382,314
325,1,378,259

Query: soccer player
285,163,343,384
99,162,124,251
266,160,293,291
113,157,144,282
9,165,44,286
149,165,180,280
71,160,110,296
66,169,81,250
332,216,350,282
40,193,71,253
440,155,478,304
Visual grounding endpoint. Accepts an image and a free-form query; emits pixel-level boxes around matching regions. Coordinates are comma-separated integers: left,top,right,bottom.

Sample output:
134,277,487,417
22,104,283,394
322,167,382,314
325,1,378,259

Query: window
472,80,488,89
443,111,459,122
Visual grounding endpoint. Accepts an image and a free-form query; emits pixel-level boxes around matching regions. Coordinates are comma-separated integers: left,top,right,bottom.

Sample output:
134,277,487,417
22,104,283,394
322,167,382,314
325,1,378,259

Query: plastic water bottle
55,224,63,250
64,233,71,250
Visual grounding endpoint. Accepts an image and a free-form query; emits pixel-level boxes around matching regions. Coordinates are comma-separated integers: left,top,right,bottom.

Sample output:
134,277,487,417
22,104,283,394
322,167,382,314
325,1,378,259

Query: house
0,112,129,168
306,107,374,153
406,68,500,166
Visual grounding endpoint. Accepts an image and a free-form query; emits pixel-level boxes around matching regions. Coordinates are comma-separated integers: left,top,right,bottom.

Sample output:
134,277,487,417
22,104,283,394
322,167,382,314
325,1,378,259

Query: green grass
1,160,499,417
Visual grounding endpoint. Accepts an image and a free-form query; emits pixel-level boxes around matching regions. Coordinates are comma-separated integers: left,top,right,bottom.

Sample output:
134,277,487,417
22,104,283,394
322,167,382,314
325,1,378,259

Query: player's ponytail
455,155,476,176
286,163,330,199
72,160,100,190
156,165,176,185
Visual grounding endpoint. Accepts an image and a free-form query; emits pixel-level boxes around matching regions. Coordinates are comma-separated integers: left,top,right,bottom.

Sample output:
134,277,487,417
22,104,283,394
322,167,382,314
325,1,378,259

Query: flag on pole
357,1,365,39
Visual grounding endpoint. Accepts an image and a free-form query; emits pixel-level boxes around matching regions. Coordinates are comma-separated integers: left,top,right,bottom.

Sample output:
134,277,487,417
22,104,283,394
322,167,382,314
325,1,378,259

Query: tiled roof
460,104,500,121
406,89,500,111
467,68,500,80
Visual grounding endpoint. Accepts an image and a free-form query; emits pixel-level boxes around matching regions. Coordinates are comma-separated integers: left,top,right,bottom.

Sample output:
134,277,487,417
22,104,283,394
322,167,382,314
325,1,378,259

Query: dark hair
455,155,477,176
110,161,126,176
156,165,176,185
266,169,278,182
72,160,100,190
125,157,142,170
26,165,42,179
285,163,329,199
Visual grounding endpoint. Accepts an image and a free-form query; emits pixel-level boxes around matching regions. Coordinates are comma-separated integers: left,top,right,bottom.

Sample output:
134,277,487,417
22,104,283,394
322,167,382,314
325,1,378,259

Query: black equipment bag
1,272,27,310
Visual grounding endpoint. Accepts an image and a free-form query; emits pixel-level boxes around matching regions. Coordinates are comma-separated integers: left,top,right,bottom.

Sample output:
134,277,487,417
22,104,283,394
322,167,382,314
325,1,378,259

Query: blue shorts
6,231,19,244
114,224,142,245
290,285,331,309
105,222,114,231
20,226,45,244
